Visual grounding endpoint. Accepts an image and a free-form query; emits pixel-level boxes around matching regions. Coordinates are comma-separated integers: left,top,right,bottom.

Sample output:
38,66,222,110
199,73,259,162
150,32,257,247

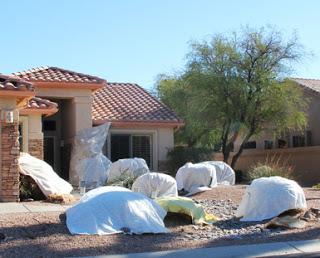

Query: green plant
19,175,45,201
166,146,214,177
246,155,294,181
156,26,307,169
312,183,320,189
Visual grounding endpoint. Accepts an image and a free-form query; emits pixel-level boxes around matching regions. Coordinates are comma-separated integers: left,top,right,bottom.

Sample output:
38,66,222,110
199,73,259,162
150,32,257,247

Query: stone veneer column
28,114,44,160
0,121,20,202
28,139,43,160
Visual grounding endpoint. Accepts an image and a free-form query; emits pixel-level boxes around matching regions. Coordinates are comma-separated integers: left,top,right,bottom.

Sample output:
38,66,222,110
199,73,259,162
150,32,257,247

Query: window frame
106,129,157,170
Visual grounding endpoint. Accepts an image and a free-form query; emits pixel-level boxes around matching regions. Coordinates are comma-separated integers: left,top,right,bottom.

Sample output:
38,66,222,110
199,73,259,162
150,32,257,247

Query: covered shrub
19,175,45,201
166,146,214,177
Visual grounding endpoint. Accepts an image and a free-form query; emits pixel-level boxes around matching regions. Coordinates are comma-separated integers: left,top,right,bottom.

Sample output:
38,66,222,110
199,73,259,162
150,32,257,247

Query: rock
0,233,5,241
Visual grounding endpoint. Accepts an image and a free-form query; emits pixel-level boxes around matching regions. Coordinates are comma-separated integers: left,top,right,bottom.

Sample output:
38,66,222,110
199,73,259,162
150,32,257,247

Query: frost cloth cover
132,172,178,198
175,162,217,195
107,158,149,184
69,123,111,187
236,176,307,221
201,161,235,185
155,196,218,224
66,186,168,235
19,152,73,197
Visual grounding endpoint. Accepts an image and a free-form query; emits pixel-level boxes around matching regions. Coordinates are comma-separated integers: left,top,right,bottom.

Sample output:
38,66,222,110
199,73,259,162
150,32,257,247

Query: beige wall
27,114,43,140
215,146,320,186
307,93,320,145
36,88,93,138
234,90,320,151
107,126,175,171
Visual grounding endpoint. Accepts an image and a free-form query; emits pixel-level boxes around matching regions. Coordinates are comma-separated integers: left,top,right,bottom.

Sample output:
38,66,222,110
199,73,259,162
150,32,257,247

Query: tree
156,26,307,168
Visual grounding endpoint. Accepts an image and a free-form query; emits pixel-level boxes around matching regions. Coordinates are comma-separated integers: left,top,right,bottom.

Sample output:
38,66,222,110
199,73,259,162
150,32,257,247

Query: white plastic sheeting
236,176,307,222
132,172,178,198
175,162,217,195
66,186,168,235
69,123,111,187
201,161,235,185
107,158,149,184
19,152,73,197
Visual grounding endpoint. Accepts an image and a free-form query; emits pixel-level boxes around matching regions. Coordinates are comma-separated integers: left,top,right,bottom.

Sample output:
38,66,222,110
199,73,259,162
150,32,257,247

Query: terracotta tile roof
27,97,58,110
0,73,34,91
93,83,183,126
291,78,320,95
13,66,106,84
20,97,58,116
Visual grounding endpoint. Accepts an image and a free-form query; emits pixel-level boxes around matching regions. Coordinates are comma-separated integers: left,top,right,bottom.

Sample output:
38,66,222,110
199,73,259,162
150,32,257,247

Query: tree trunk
230,132,253,169
187,138,196,147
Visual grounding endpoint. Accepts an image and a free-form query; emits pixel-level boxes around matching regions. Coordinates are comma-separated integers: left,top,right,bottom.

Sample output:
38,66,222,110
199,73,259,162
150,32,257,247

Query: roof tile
292,78,320,95
26,97,58,110
93,83,182,125
13,66,105,84
0,73,34,91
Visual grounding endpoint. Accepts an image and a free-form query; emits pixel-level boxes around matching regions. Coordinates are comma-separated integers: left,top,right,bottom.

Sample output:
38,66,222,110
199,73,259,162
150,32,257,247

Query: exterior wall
107,126,175,171
36,88,93,183
35,88,93,138
28,139,43,160
215,146,320,186
234,91,320,151
27,114,43,159
307,93,320,145
19,115,44,159
0,98,20,202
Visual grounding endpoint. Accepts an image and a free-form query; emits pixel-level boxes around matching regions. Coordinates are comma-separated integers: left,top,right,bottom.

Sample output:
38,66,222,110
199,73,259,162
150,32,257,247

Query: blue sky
1,0,320,90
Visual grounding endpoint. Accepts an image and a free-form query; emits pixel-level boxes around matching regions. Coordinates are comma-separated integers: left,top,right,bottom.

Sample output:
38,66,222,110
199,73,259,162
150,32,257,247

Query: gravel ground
0,185,319,258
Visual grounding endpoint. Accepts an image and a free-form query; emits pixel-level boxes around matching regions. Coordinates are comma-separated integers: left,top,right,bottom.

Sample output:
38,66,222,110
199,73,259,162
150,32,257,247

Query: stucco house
0,66,183,201
229,78,320,185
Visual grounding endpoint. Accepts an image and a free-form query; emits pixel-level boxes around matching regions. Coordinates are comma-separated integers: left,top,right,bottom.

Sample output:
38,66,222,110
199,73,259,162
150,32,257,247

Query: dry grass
246,154,294,181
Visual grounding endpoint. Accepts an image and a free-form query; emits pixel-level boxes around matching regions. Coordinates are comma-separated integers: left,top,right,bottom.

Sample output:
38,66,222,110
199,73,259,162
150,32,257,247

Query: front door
43,136,55,169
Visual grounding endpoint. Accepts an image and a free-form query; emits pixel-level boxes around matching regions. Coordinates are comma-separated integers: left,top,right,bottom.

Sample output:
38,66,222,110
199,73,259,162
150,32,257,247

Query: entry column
0,99,20,202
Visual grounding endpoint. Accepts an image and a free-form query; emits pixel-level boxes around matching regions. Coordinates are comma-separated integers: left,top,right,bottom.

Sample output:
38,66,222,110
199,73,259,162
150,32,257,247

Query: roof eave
93,119,185,128
20,107,59,117
0,90,35,98
32,81,106,91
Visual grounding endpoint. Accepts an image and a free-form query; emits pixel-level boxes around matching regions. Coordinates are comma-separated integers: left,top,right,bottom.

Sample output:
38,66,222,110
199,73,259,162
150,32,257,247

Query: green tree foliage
156,26,307,168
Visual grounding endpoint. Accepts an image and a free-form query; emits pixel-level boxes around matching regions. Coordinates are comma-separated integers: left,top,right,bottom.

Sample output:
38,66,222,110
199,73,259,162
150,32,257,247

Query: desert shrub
166,146,214,177
105,176,136,189
312,183,320,189
20,175,45,201
246,155,294,181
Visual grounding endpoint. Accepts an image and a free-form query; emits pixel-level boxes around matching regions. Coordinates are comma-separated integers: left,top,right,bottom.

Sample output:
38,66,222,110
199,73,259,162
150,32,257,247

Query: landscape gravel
0,185,319,258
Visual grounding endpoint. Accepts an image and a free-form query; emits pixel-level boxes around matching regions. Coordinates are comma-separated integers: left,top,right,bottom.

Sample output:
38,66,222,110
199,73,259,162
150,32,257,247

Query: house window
19,117,29,152
306,130,312,146
264,140,273,150
110,134,152,168
292,130,312,148
243,141,256,149
292,135,305,147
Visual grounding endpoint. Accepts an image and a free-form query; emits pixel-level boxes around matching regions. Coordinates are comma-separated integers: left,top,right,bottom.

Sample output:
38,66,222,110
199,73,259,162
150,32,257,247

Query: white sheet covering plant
19,152,73,197
66,186,168,235
201,161,235,185
69,123,112,187
236,176,307,221
107,158,149,185
132,172,178,198
175,162,217,195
